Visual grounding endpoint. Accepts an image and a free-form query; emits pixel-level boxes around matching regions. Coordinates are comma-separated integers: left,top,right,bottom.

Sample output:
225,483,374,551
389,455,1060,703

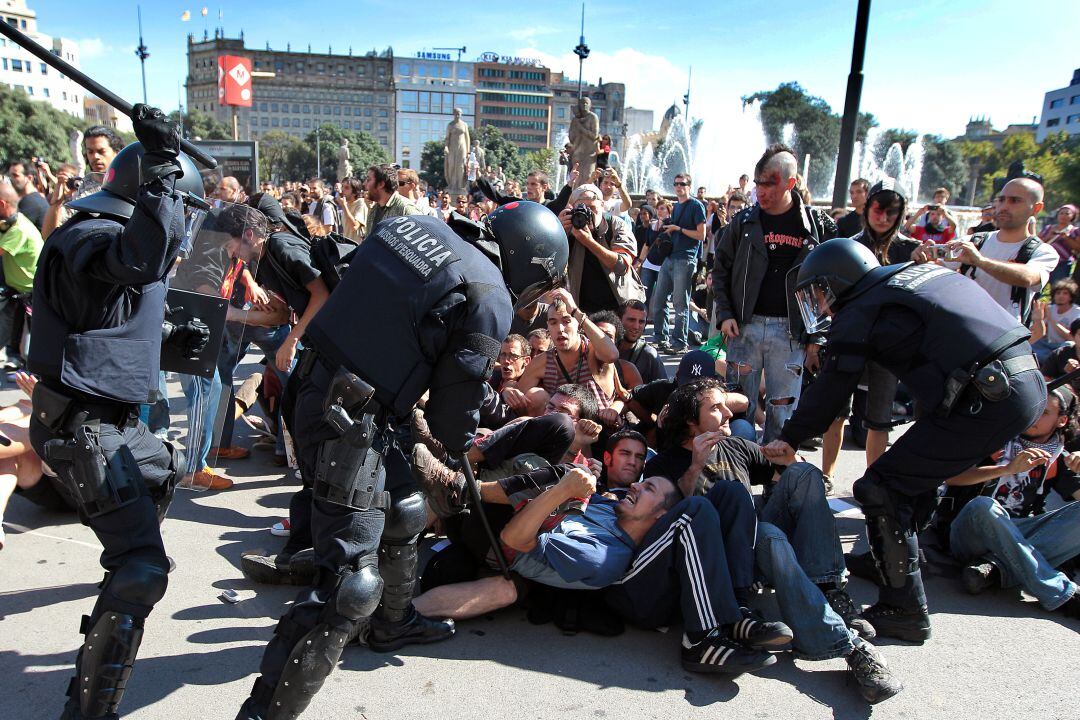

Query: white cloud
72,37,109,60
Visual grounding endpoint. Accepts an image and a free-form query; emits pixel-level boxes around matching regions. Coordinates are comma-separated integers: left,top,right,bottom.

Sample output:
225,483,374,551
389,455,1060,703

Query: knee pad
852,475,892,516
334,560,384,622
382,491,428,544
103,557,169,617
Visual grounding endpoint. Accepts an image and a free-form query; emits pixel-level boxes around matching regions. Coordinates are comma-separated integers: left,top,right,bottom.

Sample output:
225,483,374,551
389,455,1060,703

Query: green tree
420,140,447,190
0,85,84,165
303,124,390,184
167,108,232,141
257,130,305,183
957,140,996,206
872,129,918,165
919,134,967,203
524,148,556,177
477,125,528,183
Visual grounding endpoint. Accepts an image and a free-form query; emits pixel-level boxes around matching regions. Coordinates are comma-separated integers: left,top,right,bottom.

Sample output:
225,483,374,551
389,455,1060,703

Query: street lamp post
831,0,871,210
573,4,590,99
316,127,321,180
135,6,149,104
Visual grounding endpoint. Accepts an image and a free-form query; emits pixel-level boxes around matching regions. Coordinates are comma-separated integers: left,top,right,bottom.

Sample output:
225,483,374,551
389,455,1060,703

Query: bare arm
500,469,594,553
971,254,1043,288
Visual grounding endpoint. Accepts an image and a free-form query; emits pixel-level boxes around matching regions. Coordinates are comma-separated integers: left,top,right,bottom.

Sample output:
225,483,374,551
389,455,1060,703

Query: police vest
306,215,512,418
29,219,167,403
829,263,1028,409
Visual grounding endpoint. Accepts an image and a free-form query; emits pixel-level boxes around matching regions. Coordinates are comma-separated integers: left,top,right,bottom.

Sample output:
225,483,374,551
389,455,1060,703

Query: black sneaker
825,587,876,640
846,637,903,704
366,608,455,653
729,607,793,650
681,628,777,676
960,561,1001,595
844,550,883,587
859,603,931,643
240,550,315,586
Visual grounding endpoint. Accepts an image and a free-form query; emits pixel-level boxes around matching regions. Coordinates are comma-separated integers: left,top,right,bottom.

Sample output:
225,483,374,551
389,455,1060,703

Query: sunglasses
673,181,690,187
498,352,527,362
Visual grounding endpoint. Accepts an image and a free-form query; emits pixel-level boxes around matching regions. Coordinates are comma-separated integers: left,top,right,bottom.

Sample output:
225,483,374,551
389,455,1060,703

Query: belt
999,353,1039,376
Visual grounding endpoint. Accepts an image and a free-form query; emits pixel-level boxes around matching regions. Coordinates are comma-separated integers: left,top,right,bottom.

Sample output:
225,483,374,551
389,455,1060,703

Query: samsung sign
477,51,543,67
416,51,453,61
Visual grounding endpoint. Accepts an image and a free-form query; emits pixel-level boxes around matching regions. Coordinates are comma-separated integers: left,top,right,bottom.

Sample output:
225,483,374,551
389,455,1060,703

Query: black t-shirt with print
980,437,1080,517
643,437,774,494
754,203,810,317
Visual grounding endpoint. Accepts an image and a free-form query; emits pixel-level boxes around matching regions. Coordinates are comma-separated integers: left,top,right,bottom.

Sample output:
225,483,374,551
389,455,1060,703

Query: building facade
393,52,474,169
549,73,626,153
84,96,133,133
1036,68,1080,142
473,53,552,154
956,116,1037,149
624,107,655,140
0,0,82,117
186,33,396,155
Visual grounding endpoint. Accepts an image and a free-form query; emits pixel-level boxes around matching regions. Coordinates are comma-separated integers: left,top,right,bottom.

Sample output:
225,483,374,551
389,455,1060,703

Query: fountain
621,100,768,196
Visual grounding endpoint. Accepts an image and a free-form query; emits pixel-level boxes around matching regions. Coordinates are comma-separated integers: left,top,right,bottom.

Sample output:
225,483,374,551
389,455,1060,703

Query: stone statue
69,129,85,177
336,138,352,182
471,139,486,173
443,108,471,195
568,96,600,187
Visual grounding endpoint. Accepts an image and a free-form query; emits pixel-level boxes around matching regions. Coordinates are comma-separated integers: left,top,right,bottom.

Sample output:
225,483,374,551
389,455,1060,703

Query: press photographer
557,183,640,314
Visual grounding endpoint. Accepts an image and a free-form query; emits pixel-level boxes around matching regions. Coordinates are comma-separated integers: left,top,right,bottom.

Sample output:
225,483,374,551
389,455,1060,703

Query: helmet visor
512,272,565,313
794,279,836,334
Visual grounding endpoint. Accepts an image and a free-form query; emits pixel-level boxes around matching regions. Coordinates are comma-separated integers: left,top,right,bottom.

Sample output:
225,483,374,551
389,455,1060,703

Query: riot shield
166,199,269,490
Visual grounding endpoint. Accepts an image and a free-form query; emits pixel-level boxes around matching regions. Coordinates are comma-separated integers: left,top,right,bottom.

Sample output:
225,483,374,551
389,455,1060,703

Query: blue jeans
755,463,853,660
950,496,1080,611
1031,337,1067,364
649,256,694,350
139,372,171,435
640,266,659,307
218,322,291,451
180,371,222,471
725,314,805,443
729,418,756,442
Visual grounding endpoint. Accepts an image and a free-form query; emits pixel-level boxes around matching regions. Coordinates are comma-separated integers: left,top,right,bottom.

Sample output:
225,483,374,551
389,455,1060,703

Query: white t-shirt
1048,303,1080,343
964,232,1059,320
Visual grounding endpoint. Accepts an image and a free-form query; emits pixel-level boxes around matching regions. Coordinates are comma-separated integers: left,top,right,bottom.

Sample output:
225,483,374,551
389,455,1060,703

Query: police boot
240,548,316,586
410,408,447,463
366,605,455,653
858,604,931,643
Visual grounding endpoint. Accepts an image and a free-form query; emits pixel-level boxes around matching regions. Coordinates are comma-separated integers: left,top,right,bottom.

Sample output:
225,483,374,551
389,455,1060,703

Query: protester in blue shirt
649,173,706,354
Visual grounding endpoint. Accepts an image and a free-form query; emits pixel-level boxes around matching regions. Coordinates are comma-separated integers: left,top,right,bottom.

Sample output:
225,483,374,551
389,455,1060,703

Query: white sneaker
269,519,291,537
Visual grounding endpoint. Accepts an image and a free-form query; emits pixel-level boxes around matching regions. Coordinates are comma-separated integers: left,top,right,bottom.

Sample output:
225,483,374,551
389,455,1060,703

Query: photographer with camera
904,187,957,243
558,183,639,314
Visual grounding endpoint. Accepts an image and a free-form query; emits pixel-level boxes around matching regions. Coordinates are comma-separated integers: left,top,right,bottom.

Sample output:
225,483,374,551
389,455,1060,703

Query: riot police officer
237,203,569,720
27,105,209,720
762,238,1046,642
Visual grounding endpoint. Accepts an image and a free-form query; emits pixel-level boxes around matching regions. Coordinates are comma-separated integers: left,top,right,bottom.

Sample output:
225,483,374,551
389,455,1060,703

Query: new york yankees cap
675,350,718,386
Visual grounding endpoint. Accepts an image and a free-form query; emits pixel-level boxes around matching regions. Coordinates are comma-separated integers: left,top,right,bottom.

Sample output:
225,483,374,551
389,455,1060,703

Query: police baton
458,456,512,579
1048,367,1080,392
0,22,217,170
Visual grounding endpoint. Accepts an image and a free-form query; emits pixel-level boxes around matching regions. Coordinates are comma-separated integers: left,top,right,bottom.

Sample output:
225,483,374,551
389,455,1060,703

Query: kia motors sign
217,55,252,107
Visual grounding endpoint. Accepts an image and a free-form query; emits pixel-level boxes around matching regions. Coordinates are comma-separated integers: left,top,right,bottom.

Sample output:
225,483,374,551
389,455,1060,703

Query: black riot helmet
793,237,880,334
486,200,569,311
67,142,206,220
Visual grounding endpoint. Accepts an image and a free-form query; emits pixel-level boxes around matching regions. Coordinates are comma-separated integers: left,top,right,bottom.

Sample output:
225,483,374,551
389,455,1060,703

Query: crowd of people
3,113,1079,719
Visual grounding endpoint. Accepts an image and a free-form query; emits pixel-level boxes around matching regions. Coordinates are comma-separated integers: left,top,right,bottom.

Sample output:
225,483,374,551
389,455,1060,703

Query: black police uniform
28,178,185,718
240,214,511,720
779,263,1046,620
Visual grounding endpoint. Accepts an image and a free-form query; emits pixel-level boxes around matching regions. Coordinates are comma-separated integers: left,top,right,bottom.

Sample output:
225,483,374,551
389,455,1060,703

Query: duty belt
34,379,138,434
997,352,1039,377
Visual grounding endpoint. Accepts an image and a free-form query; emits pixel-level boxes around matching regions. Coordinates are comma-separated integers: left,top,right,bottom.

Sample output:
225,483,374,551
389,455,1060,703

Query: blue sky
28,0,1079,139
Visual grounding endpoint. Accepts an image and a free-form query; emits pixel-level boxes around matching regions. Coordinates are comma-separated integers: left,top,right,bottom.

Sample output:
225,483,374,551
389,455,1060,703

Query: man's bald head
1004,178,1043,205
0,179,19,210
763,150,798,181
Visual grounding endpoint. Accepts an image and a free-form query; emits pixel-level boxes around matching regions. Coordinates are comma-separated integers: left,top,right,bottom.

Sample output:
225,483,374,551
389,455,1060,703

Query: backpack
312,196,340,233
959,232,1043,327
266,231,358,295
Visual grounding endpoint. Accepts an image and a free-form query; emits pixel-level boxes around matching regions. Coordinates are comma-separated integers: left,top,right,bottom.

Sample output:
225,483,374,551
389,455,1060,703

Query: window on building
1072,95,1080,105
11,59,22,71
293,118,300,127
251,116,258,126
379,135,388,144
39,62,46,74
1047,118,1061,127
400,63,410,75
303,104,310,113
354,121,362,130
1,59,6,70
1068,115,1080,124
42,87,49,97
316,62,325,73
20,19,26,28
379,122,388,131
401,90,418,112
379,108,388,117
556,106,566,119
271,118,279,127
364,107,372,117
270,102,278,112
324,105,331,114
365,122,372,131
1050,98,1064,109
418,65,427,77
26,86,33,95
333,106,341,115
304,118,311,128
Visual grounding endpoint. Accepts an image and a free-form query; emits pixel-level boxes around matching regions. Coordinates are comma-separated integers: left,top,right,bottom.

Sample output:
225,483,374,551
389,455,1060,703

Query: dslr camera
570,202,593,231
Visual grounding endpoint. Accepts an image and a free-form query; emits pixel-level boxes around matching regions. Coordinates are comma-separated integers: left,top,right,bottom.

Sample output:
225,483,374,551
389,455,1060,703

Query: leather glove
162,318,210,360
133,103,182,182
